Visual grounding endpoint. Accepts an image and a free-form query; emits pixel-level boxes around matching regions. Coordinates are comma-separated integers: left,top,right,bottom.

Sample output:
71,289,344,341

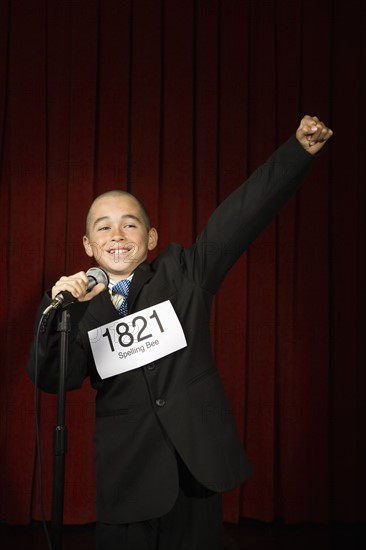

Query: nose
111,227,126,241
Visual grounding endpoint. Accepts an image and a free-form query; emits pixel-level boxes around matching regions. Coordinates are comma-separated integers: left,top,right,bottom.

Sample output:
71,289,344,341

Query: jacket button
155,399,165,407
147,363,155,371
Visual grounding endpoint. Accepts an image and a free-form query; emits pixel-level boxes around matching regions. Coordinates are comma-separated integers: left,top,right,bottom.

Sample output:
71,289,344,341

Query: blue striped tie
111,279,131,317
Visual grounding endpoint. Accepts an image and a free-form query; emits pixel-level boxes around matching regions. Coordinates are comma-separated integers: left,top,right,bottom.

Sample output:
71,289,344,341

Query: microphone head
86,267,109,287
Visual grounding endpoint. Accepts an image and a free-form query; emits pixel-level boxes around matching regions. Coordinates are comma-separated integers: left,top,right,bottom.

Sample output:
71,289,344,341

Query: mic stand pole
51,306,71,550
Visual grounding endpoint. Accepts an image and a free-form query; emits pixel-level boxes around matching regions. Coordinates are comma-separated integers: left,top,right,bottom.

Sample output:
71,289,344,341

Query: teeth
110,249,128,254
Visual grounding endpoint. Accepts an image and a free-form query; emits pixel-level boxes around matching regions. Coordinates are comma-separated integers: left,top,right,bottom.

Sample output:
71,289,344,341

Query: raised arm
185,115,333,293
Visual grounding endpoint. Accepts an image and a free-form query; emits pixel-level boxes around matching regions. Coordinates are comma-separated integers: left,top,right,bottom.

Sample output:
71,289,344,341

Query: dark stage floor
0,520,364,550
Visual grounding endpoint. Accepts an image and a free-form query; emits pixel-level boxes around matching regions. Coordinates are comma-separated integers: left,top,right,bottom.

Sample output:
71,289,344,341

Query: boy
28,116,332,549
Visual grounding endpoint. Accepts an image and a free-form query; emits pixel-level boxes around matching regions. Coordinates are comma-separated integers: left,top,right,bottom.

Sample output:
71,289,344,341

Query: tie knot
112,279,131,297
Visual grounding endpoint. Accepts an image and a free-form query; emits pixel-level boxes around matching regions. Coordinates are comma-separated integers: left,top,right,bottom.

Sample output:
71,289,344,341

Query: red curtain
0,0,365,526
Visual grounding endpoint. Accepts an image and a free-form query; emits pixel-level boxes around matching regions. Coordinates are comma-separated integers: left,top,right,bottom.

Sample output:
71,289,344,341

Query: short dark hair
85,190,151,236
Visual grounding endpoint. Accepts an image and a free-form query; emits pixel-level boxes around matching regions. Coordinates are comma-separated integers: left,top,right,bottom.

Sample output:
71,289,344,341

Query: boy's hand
51,271,106,301
296,115,333,155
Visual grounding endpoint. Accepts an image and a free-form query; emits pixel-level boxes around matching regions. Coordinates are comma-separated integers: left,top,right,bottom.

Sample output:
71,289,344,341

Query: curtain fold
0,0,365,525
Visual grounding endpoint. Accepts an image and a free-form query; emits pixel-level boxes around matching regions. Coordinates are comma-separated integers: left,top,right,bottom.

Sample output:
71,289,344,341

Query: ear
83,235,94,258
147,228,158,251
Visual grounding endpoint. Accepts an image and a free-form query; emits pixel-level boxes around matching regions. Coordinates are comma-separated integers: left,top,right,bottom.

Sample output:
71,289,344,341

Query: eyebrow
93,214,142,227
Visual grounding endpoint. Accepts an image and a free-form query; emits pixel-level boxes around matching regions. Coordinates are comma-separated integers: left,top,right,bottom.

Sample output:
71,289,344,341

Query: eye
124,224,136,229
98,226,110,231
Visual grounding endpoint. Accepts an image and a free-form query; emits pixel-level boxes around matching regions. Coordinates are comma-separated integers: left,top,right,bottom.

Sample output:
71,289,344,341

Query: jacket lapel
127,261,154,313
86,287,120,327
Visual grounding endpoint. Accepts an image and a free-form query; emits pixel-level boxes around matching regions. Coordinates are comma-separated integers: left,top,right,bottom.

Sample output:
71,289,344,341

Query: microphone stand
41,271,108,549
51,305,71,550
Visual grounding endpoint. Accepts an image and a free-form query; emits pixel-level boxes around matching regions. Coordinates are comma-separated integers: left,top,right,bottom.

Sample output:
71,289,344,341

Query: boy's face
83,195,158,280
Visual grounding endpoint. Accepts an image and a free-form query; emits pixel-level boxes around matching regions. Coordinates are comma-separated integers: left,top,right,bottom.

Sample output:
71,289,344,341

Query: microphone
42,267,109,315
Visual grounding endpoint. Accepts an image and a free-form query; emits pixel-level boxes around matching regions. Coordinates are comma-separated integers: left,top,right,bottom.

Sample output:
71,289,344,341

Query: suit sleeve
26,294,90,393
184,135,317,293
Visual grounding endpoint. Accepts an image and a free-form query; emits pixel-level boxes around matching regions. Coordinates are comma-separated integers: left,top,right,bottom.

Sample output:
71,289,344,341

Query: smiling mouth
109,248,130,255
108,246,136,262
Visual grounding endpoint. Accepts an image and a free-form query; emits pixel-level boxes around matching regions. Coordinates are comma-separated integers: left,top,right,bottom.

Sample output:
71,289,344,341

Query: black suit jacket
28,135,316,523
